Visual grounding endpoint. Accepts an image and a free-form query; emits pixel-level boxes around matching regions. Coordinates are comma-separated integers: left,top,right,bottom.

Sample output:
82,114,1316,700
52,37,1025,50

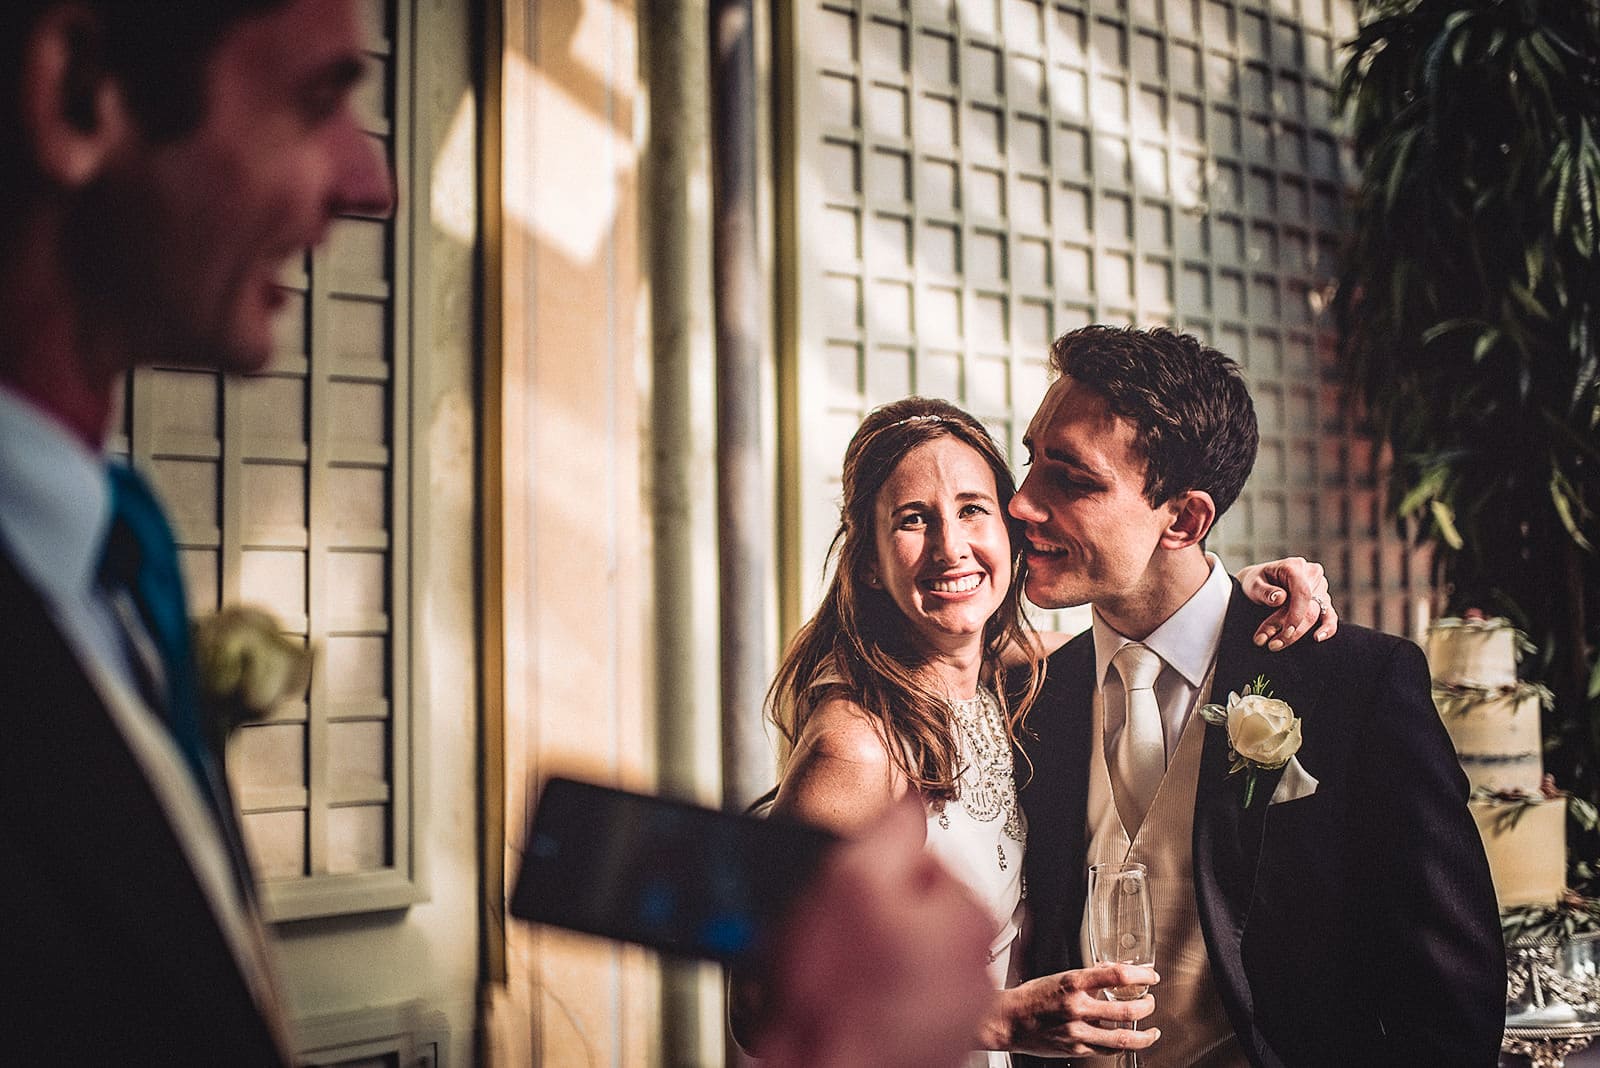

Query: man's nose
335,129,396,220
1009,475,1043,523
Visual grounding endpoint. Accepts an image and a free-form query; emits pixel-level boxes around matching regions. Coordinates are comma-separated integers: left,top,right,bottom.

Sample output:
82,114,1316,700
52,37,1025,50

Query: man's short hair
1048,324,1259,520
1,1,288,188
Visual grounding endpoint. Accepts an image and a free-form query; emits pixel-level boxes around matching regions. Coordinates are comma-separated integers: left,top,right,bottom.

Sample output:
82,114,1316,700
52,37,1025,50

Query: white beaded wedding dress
923,685,1026,1068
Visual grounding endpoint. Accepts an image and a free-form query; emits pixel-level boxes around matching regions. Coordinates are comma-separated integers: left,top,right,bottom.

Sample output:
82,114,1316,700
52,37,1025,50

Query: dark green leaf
1473,327,1502,361
1398,464,1449,517
1572,796,1599,833
1510,281,1551,320
1420,318,1475,345
1554,157,1572,235
1577,163,1598,257
1430,498,1464,550
1527,30,1562,74
1549,470,1595,552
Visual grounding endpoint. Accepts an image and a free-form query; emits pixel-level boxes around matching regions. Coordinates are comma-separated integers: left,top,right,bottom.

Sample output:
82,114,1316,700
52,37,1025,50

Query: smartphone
509,777,838,964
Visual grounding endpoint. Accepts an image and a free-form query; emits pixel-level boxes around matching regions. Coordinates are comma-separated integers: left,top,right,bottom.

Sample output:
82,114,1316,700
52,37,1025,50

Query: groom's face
61,0,391,376
1010,376,1179,611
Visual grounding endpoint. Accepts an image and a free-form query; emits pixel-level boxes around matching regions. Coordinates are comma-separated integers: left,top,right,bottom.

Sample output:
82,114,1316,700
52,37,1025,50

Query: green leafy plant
1335,1,1600,877
1502,895,1600,945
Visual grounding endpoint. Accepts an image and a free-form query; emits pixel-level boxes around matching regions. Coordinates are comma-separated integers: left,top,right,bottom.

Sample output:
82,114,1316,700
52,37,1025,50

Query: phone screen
509,778,837,964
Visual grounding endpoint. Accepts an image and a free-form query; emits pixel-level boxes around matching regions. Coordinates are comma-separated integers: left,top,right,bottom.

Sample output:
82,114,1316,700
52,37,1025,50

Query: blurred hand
758,795,994,1068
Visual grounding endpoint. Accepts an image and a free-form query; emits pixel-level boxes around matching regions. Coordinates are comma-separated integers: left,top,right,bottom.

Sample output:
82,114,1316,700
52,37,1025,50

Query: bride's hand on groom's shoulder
1235,555,1340,650
982,962,1161,1057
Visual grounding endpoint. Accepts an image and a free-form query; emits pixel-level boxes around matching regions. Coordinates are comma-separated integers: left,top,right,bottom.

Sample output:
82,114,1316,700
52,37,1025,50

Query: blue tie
100,464,260,902
100,464,211,784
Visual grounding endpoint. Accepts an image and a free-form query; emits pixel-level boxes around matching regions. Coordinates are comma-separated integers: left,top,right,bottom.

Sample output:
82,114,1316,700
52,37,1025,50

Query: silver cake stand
1503,1023,1600,1068
1504,935,1600,1068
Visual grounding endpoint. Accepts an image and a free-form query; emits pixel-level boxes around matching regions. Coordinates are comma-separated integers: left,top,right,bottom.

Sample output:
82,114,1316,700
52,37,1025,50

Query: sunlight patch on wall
502,50,636,265
432,92,477,246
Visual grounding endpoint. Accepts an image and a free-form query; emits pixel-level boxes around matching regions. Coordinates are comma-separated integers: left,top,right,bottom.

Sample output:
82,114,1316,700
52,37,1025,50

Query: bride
752,396,1333,1065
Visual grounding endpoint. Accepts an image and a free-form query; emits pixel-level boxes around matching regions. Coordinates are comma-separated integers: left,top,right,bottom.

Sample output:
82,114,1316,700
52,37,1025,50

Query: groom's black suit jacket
1014,585,1505,1067
0,546,286,1065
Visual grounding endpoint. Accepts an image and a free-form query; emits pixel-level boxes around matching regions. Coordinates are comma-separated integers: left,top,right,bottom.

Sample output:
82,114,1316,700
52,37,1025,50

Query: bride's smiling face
870,435,1012,659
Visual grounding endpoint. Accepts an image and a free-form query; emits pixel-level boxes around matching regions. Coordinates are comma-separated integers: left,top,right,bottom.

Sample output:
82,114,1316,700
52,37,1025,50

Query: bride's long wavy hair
766,397,1044,801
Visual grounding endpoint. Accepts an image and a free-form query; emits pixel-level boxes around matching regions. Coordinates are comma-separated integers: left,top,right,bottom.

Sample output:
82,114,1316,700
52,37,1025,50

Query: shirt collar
0,383,112,606
1092,553,1234,689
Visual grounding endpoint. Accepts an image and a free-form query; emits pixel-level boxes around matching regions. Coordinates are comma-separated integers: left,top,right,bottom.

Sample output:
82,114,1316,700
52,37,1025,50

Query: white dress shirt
1092,554,1234,762
0,384,138,696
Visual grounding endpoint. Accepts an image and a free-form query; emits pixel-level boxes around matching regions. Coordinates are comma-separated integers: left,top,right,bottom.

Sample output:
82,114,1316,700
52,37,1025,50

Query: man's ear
20,5,135,189
1158,490,1216,551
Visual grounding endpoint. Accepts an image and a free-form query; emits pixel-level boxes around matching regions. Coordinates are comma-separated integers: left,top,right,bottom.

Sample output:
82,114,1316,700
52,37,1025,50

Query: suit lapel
2,552,225,933
0,549,284,1058
1193,583,1314,1068
1016,633,1096,973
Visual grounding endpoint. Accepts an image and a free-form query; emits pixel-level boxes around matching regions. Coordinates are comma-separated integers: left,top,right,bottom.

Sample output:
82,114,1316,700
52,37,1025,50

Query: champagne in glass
1087,861,1154,1067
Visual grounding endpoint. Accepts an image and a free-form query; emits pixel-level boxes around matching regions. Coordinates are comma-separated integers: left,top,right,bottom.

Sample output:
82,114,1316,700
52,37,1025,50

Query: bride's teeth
929,574,982,593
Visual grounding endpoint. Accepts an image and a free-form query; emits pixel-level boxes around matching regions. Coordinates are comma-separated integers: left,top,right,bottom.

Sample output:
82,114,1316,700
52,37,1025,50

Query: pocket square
1269,756,1318,805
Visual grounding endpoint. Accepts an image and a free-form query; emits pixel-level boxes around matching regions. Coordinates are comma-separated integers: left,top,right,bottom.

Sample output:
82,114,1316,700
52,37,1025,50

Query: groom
1003,326,1504,1066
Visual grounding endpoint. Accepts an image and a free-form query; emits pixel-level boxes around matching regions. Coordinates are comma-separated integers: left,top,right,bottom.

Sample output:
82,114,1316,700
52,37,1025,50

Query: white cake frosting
1429,617,1564,908
1438,688,1544,794
1426,618,1520,688
1471,799,1567,909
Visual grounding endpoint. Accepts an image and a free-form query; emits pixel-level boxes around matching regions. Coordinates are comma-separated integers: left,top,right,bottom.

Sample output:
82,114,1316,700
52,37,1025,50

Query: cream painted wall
271,2,481,1065
486,0,659,1063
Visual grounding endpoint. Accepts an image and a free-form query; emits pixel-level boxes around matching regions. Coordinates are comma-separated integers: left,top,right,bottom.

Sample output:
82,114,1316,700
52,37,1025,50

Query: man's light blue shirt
0,383,139,697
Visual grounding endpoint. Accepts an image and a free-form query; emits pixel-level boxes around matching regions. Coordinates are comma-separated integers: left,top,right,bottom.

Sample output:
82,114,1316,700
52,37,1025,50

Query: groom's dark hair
1048,325,1258,519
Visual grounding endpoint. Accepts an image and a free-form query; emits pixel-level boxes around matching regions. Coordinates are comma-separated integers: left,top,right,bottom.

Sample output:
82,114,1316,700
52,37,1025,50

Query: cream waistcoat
1078,674,1248,1068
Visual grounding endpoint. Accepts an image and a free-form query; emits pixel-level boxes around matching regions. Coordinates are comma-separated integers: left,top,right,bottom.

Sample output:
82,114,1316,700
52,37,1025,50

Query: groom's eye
1056,473,1094,493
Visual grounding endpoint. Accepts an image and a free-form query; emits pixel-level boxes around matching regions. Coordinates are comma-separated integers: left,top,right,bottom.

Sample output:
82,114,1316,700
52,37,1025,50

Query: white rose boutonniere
1199,675,1302,808
193,605,313,747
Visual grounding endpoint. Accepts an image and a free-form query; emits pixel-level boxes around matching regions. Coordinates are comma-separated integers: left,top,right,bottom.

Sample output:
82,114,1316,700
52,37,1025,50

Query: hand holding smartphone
514,782,997,1068
509,777,836,964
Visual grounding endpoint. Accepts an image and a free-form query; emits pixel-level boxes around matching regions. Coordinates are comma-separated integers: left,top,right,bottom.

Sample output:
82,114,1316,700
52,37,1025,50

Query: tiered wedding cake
1427,617,1566,908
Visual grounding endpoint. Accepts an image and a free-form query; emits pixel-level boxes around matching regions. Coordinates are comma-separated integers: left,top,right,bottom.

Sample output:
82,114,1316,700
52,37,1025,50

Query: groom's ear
1158,490,1216,551
20,5,136,190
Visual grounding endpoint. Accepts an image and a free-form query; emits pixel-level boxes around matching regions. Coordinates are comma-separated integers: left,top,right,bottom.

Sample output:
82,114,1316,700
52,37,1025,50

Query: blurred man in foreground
0,2,389,1061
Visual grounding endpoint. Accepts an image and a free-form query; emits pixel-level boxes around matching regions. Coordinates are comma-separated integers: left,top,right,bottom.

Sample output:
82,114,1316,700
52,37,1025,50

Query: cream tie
1111,643,1166,834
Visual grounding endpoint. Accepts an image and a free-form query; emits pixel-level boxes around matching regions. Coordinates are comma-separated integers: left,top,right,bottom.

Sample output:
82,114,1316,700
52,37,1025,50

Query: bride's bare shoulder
773,696,912,836
801,696,896,763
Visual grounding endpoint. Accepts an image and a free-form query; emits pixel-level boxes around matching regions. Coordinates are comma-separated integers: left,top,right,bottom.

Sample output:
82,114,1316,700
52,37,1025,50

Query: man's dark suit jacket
1014,584,1506,1067
0,548,286,1065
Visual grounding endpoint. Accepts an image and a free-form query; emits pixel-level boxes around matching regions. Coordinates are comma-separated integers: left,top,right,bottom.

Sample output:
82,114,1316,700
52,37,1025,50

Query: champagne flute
1087,861,1154,1068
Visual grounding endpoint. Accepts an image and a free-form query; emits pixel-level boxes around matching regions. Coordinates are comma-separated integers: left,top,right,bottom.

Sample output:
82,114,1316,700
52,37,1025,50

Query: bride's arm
731,700,912,1053
768,698,911,834
1001,554,1339,666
